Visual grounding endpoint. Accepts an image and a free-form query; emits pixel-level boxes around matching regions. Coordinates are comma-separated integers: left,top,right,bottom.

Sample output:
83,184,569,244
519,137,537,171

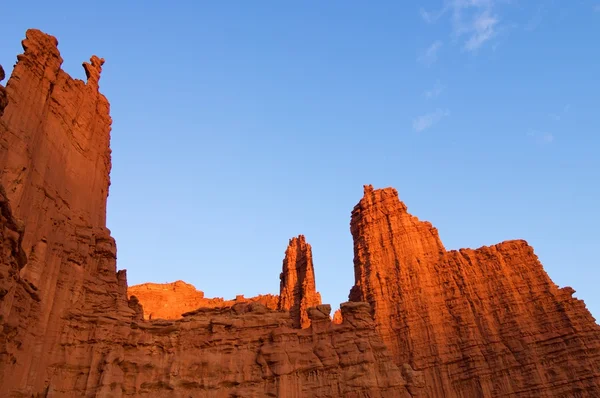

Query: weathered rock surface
0,30,422,397
128,280,278,320
0,29,139,395
0,65,7,116
332,308,343,324
349,185,600,397
278,235,322,328
2,27,599,398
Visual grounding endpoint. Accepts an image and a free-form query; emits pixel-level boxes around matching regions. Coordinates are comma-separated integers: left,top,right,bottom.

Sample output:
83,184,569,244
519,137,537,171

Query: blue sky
1,1,599,320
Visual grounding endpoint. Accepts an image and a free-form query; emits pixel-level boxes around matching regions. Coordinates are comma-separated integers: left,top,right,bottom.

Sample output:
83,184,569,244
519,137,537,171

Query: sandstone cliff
0,29,138,394
128,280,278,320
0,30,421,397
278,235,322,328
349,185,600,397
1,27,599,398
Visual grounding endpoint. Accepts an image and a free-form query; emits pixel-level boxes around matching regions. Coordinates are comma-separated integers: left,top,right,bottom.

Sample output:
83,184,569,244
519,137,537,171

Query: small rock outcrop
349,185,600,397
332,308,343,324
128,280,279,320
0,65,7,116
278,235,322,328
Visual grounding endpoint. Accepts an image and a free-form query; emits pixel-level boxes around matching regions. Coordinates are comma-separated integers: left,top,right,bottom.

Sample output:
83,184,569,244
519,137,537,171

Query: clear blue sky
2,1,599,320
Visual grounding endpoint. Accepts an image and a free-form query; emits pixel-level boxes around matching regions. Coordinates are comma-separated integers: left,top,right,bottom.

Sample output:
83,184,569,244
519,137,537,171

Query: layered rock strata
128,280,278,320
349,185,600,397
0,29,139,394
278,235,322,328
0,30,421,397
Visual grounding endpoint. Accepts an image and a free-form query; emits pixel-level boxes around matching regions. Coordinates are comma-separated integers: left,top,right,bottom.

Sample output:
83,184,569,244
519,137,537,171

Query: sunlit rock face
278,235,322,328
0,30,422,397
128,280,279,320
349,184,600,397
0,28,598,398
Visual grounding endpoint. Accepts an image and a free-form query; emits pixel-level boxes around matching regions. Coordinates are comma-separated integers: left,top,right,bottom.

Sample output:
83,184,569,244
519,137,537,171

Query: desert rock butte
0,29,599,397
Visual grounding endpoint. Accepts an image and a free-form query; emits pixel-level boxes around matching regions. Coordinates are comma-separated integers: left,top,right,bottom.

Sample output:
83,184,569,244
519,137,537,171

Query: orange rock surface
0,30,422,397
278,235,322,328
332,309,343,324
349,185,600,397
128,280,278,320
1,28,599,397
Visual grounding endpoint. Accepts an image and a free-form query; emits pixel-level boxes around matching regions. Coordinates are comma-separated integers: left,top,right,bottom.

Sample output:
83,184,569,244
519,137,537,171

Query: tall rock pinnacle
278,235,322,328
349,184,600,397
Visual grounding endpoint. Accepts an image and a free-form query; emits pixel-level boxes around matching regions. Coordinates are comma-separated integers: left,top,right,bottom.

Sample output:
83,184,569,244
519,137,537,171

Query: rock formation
0,30,422,397
0,65,7,116
128,280,278,320
349,185,600,397
332,308,343,324
278,235,322,328
0,29,138,395
1,28,599,398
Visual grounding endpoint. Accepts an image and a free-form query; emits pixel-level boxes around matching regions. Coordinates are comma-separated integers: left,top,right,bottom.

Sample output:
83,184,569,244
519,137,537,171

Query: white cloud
413,109,451,132
420,7,445,24
419,0,503,51
418,41,443,66
464,10,498,51
423,81,445,99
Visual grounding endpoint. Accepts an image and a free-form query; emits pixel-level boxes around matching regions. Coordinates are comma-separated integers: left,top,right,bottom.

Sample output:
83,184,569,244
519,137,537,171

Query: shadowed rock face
349,184,600,397
0,30,422,397
0,65,7,116
278,235,322,328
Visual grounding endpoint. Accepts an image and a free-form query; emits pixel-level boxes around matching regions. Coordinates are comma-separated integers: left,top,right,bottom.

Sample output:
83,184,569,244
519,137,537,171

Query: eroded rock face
332,308,343,324
349,185,600,397
0,29,139,394
0,65,7,116
278,235,322,328
128,280,278,320
0,31,421,397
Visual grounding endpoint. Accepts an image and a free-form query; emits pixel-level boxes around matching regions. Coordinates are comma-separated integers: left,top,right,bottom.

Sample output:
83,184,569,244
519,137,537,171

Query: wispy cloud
413,109,450,132
420,0,505,52
450,1,500,51
420,7,445,24
527,130,554,144
548,104,571,121
594,4,600,12
423,81,445,99
543,133,555,143
464,10,498,51
548,113,561,121
418,40,443,66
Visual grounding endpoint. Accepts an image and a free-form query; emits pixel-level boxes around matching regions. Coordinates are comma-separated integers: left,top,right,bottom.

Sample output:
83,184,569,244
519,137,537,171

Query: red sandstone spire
278,235,322,328
349,185,600,397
